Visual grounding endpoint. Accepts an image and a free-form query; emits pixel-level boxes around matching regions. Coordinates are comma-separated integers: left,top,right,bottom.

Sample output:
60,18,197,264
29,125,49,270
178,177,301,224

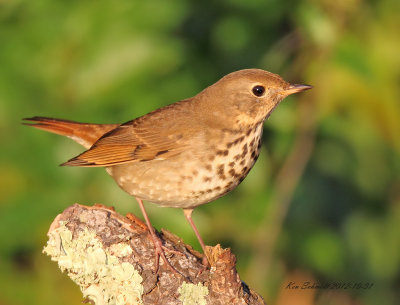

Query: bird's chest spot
192,124,263,199
217,126,262,182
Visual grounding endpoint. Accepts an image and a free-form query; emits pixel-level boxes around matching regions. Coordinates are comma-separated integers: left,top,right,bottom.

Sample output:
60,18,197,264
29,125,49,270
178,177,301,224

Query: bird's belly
107,125,263,209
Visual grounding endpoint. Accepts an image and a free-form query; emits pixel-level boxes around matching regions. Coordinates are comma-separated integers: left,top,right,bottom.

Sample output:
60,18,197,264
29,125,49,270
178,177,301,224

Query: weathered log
43,203,266,305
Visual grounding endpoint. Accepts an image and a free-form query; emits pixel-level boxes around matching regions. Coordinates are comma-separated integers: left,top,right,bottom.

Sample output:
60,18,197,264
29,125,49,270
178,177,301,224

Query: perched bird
24,69,311,273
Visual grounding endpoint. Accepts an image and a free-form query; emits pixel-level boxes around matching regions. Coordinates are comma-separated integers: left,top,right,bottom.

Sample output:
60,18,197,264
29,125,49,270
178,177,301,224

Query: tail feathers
23,116,119,149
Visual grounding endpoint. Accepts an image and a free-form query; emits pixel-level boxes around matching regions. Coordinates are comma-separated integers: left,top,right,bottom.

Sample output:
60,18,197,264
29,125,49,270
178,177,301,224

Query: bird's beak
281,84,313,96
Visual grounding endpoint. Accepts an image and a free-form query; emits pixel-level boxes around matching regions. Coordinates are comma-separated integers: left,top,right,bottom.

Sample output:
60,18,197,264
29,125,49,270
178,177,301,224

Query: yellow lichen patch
43,221,143,305
178,282,208,305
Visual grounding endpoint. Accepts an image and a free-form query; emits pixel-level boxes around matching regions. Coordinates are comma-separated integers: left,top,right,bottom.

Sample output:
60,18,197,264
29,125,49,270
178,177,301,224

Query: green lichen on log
43,221,143,305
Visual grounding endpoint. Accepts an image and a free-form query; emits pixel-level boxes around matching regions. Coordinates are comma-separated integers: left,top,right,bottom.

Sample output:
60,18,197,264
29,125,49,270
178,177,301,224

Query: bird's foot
149,233,184,277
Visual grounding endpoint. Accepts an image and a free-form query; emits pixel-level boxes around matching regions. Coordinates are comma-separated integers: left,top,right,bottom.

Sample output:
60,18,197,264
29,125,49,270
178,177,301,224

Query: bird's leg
135,197,182,275
183,208,210,266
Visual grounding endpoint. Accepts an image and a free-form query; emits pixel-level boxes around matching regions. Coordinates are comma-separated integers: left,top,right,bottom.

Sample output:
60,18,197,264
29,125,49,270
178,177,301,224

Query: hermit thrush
24,69,311,272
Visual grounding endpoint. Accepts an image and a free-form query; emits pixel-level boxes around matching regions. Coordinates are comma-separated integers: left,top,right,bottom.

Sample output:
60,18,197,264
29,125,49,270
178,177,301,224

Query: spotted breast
107,122,263,209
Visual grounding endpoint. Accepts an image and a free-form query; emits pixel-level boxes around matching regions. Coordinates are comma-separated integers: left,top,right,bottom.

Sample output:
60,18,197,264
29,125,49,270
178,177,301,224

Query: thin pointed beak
282,84,313,95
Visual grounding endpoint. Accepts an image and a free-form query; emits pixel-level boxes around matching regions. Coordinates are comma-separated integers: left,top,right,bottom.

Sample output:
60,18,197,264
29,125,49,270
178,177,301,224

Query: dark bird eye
252,85,265,97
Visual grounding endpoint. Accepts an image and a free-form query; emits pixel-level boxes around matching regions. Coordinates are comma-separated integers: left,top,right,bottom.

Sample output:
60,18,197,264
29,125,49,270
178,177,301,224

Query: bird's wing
62,115,189,167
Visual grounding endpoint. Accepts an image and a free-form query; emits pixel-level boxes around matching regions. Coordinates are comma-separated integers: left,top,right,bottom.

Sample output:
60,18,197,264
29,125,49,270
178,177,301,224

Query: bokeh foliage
0,0,399,304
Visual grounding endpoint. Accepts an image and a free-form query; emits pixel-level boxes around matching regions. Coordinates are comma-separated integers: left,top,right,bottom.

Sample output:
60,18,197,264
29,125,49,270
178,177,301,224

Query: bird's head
198,69,312,128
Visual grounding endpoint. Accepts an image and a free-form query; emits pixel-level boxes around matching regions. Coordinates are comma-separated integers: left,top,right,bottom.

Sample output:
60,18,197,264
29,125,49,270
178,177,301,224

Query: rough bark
43,203,266,305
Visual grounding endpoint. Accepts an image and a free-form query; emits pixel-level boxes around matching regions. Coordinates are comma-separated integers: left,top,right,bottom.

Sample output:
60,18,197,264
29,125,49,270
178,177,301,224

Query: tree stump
43,203,266,305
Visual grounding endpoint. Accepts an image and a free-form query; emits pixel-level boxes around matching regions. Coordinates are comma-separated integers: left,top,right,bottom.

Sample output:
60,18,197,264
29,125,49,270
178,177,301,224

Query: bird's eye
252,85,265,97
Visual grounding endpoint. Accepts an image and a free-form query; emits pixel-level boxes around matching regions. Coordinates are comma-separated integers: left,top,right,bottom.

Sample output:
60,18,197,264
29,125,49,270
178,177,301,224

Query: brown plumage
23,69,312,273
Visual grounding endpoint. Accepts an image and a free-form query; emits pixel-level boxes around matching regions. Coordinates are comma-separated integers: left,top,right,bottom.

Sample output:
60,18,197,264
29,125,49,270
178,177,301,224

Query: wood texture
43,203,266,305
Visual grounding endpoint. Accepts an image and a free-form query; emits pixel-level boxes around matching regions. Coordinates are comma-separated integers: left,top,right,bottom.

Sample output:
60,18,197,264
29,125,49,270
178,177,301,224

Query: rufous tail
23,116,119,149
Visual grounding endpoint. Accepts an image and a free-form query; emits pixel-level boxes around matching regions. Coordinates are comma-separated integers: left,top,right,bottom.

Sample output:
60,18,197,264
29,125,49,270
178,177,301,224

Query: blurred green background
1,0,399,304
